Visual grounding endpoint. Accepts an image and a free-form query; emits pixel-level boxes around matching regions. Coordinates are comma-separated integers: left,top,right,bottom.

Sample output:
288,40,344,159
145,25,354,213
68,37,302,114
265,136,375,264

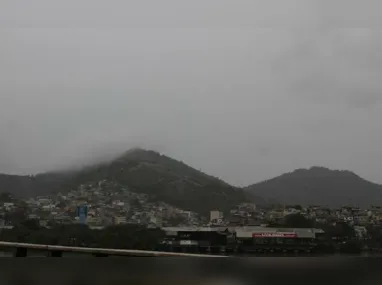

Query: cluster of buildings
207,204,382,240
226,204,381,225
0,180,202,229
159,225,325,254
159,205,382,254
1,179,382,242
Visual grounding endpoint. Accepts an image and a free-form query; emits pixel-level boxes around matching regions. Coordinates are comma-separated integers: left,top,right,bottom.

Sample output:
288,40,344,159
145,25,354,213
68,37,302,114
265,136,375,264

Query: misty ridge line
2,146,382,210
0,147,379,189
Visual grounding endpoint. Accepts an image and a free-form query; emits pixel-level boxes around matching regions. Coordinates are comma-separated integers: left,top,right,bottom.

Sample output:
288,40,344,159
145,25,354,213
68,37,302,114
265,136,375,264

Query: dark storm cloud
1,0,382,186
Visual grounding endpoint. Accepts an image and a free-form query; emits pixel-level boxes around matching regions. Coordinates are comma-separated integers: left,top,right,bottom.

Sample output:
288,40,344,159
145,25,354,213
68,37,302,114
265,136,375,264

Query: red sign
252,232,297,238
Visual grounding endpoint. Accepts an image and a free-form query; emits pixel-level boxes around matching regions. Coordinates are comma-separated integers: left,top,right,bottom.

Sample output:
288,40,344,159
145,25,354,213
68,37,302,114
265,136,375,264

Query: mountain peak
246,166,381,207
291,166,359,178
117,148,161,162
0,148,251,214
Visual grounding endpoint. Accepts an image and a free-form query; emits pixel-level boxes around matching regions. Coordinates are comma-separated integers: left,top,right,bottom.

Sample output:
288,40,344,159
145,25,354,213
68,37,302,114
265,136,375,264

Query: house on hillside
284,207,300,216
3,202,14,211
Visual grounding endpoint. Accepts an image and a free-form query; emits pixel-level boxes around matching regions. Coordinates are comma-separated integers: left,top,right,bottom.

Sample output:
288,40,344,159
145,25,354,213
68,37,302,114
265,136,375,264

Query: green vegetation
0,223,164,250
246,166,382,208
66,149,252,214
0,149,252,215
284,213,315,228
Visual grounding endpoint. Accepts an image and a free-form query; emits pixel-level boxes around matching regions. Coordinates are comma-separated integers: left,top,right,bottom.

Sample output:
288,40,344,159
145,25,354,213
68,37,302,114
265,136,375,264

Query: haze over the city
1,0,382,186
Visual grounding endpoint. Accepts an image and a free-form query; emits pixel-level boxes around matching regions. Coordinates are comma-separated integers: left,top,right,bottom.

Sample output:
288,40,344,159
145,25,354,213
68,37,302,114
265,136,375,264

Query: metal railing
0,241,228,257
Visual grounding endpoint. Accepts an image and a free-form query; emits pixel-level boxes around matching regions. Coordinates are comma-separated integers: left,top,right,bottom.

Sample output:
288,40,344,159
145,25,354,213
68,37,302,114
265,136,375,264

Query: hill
0,149,253,214
245,166,382,208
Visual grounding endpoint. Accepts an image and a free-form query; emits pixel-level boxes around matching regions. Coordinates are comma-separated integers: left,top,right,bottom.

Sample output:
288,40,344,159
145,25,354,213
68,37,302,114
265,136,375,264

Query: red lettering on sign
252,233,297,238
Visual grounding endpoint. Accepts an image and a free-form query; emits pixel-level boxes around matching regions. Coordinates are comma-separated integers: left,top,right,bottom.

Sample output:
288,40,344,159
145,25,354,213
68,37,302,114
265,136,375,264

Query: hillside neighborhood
2,177,382,242
2,150,382,254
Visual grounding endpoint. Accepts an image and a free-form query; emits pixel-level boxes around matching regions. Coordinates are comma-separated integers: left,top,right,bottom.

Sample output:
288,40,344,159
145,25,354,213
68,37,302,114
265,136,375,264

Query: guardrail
0,241,228,257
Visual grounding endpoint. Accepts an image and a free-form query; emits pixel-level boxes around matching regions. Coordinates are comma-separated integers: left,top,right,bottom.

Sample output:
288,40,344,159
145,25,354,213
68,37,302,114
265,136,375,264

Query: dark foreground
0,249,381,257
1,257,382,285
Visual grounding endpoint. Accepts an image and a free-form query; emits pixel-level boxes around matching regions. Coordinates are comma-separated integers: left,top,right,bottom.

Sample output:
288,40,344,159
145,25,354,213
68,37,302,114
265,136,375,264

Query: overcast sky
1,0,382,186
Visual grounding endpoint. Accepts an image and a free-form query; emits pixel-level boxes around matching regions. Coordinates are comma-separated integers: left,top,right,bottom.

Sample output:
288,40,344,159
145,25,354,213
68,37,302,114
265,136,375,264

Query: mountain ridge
245,166,382,207
0,148,254,214
2,151,382,211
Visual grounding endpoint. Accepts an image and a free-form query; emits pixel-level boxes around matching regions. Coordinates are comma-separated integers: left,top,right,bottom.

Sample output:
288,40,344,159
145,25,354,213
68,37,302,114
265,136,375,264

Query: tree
294,205,303,210
166,216,187,226
56,201,67,208
323,222,355,240
284,214,314,228
0,192,13,202
4,208,27,225
0,224,165,250
21,219,41,230
130,198,142,209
